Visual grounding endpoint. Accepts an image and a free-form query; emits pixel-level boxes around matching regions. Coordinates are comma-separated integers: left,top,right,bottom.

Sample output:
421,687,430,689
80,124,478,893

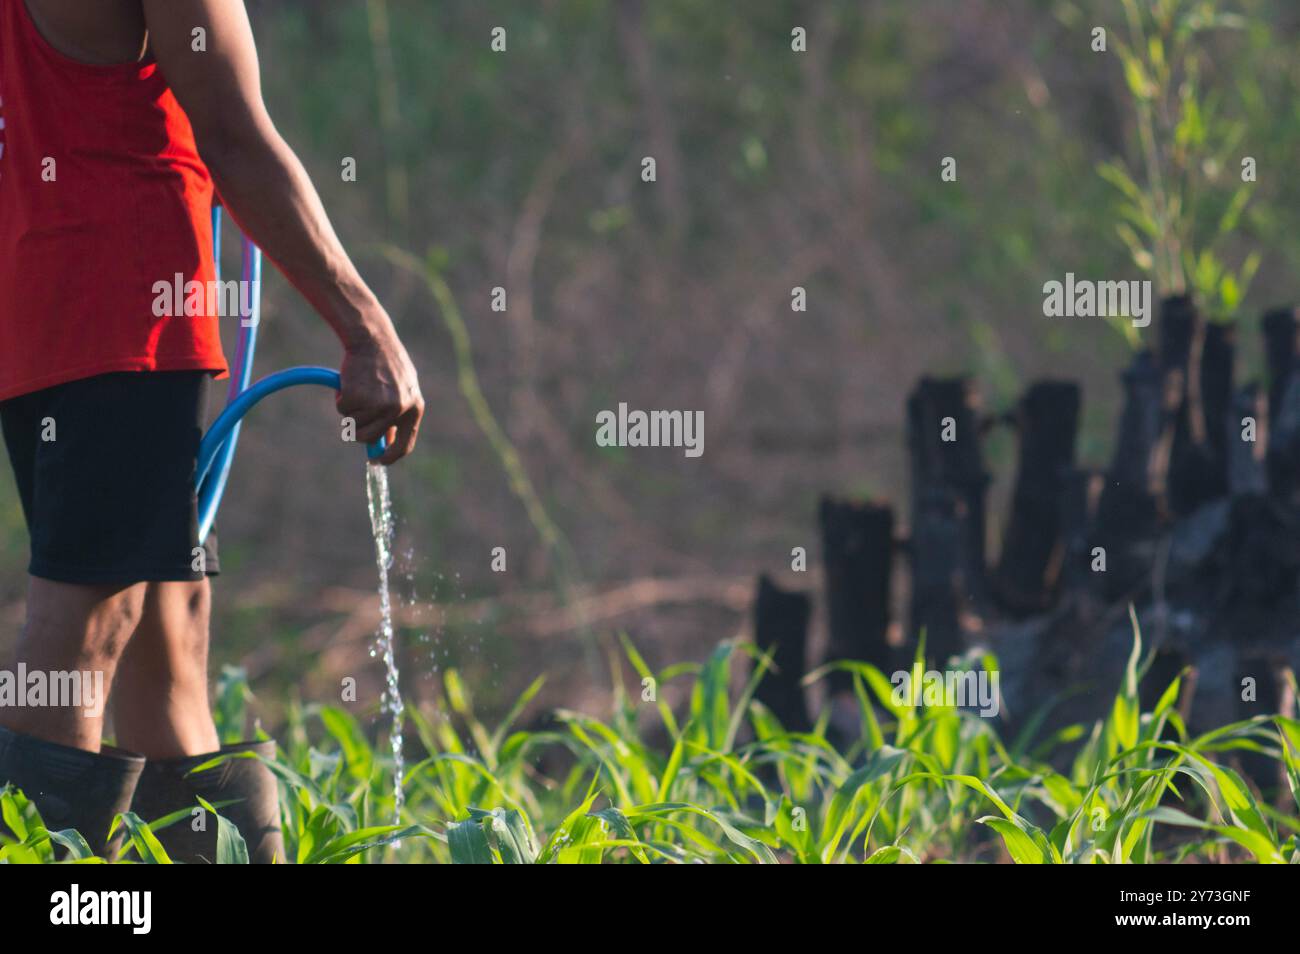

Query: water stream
365,462,406,825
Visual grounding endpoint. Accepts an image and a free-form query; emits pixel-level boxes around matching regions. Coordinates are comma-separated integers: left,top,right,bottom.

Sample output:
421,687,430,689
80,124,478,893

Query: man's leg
0,576,148,855
115,577,285,863
112,579,219,759
0,576,147,749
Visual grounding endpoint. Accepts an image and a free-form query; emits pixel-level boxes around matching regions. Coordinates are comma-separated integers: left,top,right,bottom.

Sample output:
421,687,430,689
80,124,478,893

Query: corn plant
2,612,1296,863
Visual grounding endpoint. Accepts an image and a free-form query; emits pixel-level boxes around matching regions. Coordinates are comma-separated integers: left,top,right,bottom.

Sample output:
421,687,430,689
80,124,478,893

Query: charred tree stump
819,498,894,692
1058,467,1098,597
1264,307,1300,500
1217,495,1300,609
1200,322,1235,482
751,575,811,732
906,377,988,662
1169,320,1234,514
1262,306,1298,422
994,380,1081,616
1267,377,1300,501
909,491,964,663
1157,293,1197,393
1157,295,1198,509
1094,350,1162,596
1229,384,1268,497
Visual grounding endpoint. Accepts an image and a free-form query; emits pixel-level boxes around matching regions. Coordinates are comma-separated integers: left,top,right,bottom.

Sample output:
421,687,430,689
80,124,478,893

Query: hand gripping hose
196,207,384,543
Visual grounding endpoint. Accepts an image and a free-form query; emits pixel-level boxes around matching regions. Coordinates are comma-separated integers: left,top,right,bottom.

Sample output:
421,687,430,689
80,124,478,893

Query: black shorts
0,371,220,584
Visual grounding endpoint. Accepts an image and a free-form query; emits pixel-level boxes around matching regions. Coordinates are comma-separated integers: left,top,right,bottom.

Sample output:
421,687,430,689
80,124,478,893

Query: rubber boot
130,740,284,863
0,725,144,859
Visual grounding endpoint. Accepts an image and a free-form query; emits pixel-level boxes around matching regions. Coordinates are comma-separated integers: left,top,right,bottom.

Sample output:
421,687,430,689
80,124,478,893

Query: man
0,0,423,862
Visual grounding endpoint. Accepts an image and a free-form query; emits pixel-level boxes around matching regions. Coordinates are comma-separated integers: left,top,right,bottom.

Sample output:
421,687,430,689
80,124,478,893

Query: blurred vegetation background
2,0,1300,730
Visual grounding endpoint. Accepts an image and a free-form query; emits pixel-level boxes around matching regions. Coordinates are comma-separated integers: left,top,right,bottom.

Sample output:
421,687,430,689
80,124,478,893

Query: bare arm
142,0,422,463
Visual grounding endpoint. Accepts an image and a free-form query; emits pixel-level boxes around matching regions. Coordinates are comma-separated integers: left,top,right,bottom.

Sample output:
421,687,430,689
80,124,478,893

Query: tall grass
3,616,1296,864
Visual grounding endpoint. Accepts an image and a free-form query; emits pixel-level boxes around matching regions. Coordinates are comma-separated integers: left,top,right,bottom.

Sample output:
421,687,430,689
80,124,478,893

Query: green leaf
116,812,172,864
196,796,249,865
978,817,1046,864
865,845,919,864
447,815,496,864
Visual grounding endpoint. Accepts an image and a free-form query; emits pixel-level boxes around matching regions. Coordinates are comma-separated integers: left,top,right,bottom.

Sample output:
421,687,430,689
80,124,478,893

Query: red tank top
0,0,227,401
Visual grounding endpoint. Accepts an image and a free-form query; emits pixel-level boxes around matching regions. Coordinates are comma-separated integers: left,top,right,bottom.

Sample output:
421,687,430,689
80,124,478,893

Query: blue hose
197,211,261,544
197,365,387,542
198,209,385,544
